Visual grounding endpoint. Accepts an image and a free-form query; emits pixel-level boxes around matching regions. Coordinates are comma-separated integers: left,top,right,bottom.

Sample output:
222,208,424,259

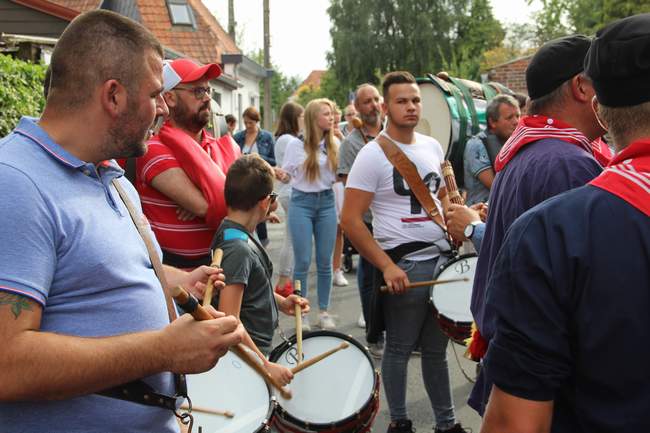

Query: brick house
485,54,532,95
0,0,269,125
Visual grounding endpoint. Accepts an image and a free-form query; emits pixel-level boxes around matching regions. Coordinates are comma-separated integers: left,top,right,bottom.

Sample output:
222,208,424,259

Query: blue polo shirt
484,185,650,432
0,118,177,433
469,137,602,414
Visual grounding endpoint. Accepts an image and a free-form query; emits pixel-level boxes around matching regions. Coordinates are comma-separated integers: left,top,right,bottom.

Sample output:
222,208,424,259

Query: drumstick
180,403,234,418
380,277,469,292
202,248,224,307
293,280,303,363
171,286,293,400
290,342,349,375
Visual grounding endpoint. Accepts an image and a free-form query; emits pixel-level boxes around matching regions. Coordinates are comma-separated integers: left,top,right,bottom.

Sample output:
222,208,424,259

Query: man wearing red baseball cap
136,58,241,270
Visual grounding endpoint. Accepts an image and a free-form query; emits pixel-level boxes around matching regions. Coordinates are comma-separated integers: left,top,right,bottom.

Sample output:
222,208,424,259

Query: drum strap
375,134,446,231
448,77,480,136
481,83,498,102
94,179,187,411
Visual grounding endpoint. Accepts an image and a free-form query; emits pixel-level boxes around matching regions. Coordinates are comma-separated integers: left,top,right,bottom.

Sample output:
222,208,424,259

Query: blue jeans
381,257,456,429
288,189,337,311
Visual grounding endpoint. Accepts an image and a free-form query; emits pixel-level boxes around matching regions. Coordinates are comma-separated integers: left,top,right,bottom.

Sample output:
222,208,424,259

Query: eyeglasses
175,86,211,100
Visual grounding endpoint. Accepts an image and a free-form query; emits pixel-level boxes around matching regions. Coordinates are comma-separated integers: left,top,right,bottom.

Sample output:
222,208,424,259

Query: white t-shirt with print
346,131,447,261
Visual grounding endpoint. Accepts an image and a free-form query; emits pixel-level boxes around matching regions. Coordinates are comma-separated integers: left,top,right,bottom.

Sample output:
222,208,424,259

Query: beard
360,109,381,127
104,106,150,159
172,98,211,133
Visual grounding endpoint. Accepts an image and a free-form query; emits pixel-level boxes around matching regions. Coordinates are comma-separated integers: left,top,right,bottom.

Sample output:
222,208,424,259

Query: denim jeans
381,257,456,429
288,189,337,310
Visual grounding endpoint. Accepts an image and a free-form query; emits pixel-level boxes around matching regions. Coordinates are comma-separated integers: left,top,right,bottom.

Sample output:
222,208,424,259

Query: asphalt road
265,212,482,433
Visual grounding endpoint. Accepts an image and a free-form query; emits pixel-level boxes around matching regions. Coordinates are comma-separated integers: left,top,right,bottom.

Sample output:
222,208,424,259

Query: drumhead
416,80,452,156
269,331,376,425
186,350,273,433
431,254,477,324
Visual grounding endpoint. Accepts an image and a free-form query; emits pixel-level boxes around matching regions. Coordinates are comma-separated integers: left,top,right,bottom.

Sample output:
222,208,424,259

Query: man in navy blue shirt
468,34,606,414
481,14,650,432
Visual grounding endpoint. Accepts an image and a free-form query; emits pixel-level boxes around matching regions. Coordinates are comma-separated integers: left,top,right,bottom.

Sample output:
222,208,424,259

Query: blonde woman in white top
282,98,338,330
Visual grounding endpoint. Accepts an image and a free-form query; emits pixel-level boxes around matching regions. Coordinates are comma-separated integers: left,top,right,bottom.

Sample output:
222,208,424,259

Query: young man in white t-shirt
341,71,467,433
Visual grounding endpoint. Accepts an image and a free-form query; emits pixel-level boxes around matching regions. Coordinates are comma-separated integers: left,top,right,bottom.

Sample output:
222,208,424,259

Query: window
213,92,222,106
166,0,195,27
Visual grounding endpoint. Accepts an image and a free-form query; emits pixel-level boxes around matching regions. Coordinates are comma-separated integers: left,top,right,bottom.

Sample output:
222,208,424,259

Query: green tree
0,54,46,137
295,69,350,109
327,0,505,98
529,0,650,44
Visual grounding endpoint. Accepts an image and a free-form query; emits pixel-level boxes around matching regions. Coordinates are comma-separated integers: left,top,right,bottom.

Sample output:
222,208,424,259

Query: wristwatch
463,221,482,240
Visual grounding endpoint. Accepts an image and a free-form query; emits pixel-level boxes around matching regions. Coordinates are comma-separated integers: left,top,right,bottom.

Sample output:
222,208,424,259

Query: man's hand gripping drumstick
172,285,293,399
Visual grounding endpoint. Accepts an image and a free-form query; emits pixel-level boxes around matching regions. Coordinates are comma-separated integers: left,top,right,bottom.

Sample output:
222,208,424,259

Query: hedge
0,54,46,137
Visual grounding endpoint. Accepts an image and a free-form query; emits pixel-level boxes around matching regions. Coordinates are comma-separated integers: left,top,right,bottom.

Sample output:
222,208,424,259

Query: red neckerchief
591,136,613,167
495,115,594,172
590,138,650,217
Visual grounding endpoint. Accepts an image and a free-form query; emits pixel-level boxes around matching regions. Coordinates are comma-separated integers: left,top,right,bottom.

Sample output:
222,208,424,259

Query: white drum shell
431,255,477,324
186,350,272,433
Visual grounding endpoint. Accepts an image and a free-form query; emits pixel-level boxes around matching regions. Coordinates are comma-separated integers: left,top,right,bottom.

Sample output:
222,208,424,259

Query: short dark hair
242,106,261,122
382,71,416,100
225,114,236,125
225,154,275,211
47,10,163,110
274,101,304,137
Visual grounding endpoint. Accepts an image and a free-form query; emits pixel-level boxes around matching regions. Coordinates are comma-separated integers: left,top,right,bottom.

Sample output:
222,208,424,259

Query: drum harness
375,135,477,384
99,179,196,431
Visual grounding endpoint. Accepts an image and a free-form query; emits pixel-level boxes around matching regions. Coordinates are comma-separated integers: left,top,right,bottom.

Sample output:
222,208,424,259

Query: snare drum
269,331,380,433
430,254,477,345
186,350,275,433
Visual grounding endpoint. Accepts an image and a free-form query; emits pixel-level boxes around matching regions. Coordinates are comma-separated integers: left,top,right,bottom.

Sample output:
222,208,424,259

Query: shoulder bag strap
375,134,446,230
112,178,177,322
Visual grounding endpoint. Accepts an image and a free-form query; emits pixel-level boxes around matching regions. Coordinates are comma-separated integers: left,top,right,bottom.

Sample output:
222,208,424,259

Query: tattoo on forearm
0,292,34,319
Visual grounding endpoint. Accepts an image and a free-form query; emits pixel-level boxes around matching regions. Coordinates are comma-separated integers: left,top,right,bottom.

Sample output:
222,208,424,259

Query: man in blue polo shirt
481,14,650,432
468,34,606,415
0,10,244,433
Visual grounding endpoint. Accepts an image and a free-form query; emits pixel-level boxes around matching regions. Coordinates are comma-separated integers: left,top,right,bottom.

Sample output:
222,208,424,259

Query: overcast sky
204,0,540,80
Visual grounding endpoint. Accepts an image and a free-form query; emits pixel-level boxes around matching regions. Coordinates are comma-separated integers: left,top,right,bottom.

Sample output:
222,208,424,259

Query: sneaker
357,313,366,328
434,424,470,433
333,269,348,286
387,419,414,433
301,315,311,332
318,311,336,330
367,342,384,359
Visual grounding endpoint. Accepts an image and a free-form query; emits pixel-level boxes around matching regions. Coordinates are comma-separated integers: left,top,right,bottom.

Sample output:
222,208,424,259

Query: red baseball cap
168,58,222,85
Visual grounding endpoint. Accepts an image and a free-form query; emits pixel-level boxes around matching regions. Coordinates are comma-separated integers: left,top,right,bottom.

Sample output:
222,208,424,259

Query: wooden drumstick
180,403,234,418
441,161,464,206
202,248,224,307
379,277,469,292
293,280,303,363
290,342,349,375
171,286,293,400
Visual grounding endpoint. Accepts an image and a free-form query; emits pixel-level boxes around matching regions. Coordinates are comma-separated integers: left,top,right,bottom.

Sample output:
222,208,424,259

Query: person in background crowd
272,101,304,297
136,58,241,269
0,10,244,433
481,14,650,432
225,114,237,136
340,103,357,136
332,105,345,141
282,98,339,331
233,106,277,247
337,83,384,355
342,71,467,433
468,34,606,416
331,103,348,287
463,94,520,206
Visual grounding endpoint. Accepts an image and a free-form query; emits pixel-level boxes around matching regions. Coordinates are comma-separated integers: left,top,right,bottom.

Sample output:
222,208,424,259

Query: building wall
222,63,263,132
486,56,532,95
0,0,69,38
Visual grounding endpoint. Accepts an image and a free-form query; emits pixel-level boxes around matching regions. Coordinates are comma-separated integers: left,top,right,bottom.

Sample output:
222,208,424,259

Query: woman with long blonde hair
282,98,339,330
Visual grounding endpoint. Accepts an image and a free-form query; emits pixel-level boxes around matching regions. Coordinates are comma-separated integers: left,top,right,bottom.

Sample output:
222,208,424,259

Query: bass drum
416,73,512,187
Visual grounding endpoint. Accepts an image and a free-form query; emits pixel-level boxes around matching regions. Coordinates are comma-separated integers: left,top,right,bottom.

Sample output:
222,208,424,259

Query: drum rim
268,330,380,430
433,252,478,279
